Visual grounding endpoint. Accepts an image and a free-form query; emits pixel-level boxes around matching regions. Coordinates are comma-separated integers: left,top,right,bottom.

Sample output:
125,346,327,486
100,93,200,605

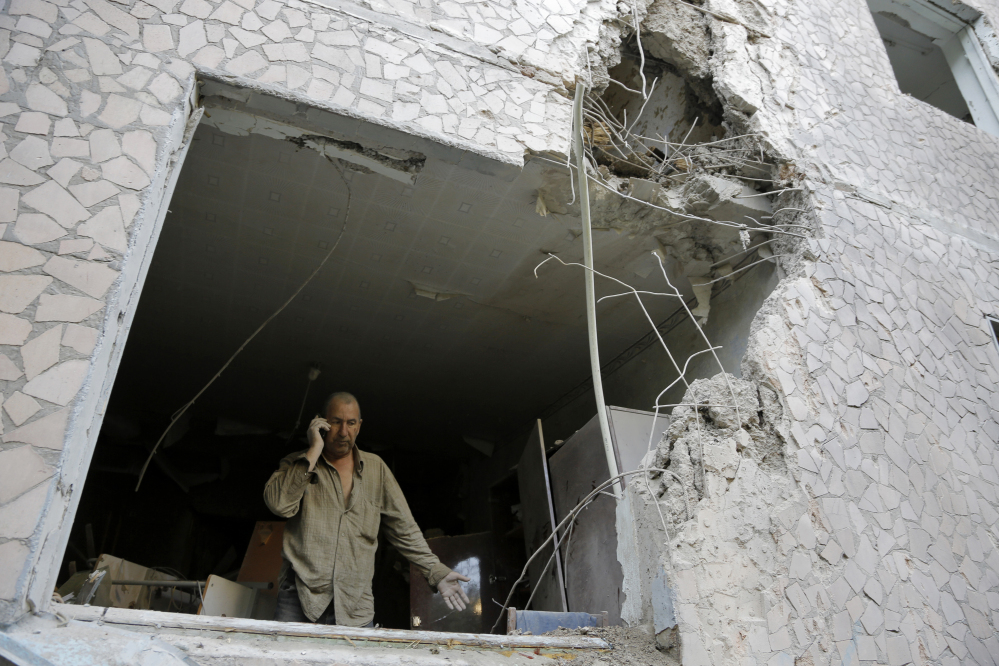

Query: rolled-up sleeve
378,464,452,588
263,452,314,518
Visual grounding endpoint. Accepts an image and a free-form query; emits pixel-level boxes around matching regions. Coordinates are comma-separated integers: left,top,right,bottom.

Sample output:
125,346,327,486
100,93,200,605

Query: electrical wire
135,156,354,491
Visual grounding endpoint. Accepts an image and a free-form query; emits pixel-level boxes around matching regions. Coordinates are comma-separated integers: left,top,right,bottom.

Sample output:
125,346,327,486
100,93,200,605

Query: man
263,392,470,626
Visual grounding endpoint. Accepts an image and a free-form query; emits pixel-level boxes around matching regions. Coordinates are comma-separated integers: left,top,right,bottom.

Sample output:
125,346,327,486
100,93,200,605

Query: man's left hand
437,571,472,611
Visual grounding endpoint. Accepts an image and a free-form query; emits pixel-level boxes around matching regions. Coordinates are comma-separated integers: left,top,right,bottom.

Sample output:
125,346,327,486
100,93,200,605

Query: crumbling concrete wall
608,0,999,665
0,0,650,624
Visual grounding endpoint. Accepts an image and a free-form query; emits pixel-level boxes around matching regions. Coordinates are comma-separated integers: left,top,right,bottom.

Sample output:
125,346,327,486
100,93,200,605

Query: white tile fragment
147,72,182,103
22,359,89,406
9,136,53,170
53,118,79,137
205,22,224,42
10,0,59,23
139,104,171,126
0,240,45,272
122,130,156,174
98,94,142,128
177,19,206,56
13,213,65,244
72,12,111,37
62,323,98,354
3,406,69,449
79,90,102,117
0,158,46,186
0,312,31,345
77,206,125,251
229,26,265,48
42,255,117,298
116,65,153,90
87,244,110,260
192,44,224,68
21,325,62,381
0,353,23,380
16,16,52,39
25,83,67,116
224,50,267,75
179,0,211,19
208,0,243,24
0,274,52,313
14,111,50,135
143,24,174,51
261,19,290,42
0,188,18,222
4,43,42,67
83,0,140,39
22,181,90,227
101,155,150,189
89,128,121,163
35,293,103,321
118,192,140,227
4,391,40,426
69,180,118,207
58,238,94,255
241,12,262,30
256,0,280,20
82,36,122,75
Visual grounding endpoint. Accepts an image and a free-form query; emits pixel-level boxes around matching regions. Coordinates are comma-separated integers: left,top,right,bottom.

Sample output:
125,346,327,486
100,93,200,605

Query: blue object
515,610,603,635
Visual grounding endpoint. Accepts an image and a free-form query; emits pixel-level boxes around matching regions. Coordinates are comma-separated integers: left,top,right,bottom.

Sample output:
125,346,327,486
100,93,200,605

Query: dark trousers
273,576,373,627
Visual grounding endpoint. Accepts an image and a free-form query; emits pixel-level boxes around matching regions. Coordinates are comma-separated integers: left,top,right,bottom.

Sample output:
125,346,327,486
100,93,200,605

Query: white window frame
868,0,999,136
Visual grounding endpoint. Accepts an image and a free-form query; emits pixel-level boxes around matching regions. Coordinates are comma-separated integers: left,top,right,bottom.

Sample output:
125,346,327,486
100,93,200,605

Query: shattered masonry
0,0,998,664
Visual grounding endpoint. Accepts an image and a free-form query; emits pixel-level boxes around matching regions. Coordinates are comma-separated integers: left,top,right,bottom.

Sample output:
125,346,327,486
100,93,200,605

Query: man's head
322,392,362,459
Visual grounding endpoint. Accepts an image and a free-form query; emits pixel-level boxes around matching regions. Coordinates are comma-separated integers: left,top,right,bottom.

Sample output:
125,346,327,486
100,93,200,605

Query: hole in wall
58,88,779,631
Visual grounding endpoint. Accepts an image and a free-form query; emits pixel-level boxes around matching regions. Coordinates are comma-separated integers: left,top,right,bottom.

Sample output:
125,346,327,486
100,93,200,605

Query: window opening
54,79,779,636
867,0,999,134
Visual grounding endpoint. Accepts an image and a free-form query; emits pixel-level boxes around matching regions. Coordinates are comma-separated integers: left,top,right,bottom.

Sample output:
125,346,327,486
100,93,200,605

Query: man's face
324,399,362,459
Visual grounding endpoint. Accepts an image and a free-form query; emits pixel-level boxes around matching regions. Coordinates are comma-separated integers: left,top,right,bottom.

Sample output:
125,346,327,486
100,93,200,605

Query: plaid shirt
263,447,451,625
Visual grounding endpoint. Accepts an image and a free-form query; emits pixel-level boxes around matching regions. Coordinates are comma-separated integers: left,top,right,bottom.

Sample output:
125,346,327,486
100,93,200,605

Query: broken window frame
867,0,999,136
41,75,591,639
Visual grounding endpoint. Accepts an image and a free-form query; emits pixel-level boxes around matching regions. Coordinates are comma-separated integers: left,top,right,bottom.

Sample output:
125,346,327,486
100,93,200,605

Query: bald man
264,392,470,626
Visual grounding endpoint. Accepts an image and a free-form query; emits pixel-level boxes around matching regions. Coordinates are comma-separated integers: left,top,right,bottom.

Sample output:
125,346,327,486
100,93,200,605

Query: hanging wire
135,155,354,491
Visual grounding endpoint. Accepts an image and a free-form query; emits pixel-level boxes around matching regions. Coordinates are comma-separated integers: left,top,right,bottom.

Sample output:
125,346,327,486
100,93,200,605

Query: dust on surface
545,626,676,666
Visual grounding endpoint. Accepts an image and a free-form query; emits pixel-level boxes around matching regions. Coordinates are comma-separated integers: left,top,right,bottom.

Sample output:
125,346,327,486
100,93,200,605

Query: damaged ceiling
108,121,692,454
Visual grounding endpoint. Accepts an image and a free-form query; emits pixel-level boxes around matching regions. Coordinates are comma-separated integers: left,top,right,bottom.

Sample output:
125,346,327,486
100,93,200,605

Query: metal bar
535,419,569,612
572,81,621,497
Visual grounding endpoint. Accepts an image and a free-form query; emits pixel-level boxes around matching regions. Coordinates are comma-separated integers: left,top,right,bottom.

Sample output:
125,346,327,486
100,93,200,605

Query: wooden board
90,554,179,611
199,575,256,619
515,419,566,612
57,603,611,650
236,521,284,620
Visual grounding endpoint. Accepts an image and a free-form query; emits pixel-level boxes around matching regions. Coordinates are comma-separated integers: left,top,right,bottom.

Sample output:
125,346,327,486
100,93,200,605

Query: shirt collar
321,446,364,477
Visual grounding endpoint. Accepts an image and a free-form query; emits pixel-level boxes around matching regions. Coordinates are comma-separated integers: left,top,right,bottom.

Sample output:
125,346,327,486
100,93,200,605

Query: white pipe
571,81,621,497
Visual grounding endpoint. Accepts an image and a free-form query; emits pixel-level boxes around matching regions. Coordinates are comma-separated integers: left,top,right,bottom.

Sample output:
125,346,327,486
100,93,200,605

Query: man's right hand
305,416,329,471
